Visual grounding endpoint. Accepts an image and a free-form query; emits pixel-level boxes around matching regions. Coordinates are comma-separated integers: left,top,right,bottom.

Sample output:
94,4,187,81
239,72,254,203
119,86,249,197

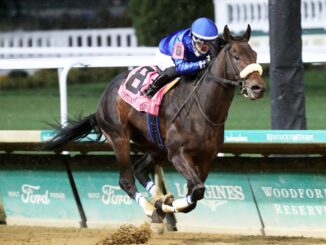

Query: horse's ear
242,24,251,42
223,25,231,42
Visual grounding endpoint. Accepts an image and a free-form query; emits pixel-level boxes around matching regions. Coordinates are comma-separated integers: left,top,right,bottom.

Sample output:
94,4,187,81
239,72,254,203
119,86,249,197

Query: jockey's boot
145,66,178,98
144,73,170,98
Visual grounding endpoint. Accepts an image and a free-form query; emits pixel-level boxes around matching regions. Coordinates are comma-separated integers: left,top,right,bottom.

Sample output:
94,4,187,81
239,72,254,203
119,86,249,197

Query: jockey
144,17,219,98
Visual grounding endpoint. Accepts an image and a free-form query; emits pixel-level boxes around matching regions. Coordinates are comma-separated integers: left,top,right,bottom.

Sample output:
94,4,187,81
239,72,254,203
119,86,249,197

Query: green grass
0,82,105,130
0,67,325,130
227,66,326,129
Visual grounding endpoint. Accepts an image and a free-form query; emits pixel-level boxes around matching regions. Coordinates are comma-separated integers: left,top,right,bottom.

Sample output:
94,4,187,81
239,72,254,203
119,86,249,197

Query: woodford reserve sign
249,172,326,237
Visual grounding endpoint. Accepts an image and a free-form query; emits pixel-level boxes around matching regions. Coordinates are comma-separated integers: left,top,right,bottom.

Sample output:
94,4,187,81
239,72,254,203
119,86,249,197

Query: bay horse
42,25,265,232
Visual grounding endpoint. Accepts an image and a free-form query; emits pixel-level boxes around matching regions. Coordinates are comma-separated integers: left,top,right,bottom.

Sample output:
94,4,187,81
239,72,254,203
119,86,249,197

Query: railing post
57,66,69,127
57,62,90,127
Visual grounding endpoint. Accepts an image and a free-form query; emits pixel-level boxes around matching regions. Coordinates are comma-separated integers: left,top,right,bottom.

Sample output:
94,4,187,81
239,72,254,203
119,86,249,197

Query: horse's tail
41,113,99,151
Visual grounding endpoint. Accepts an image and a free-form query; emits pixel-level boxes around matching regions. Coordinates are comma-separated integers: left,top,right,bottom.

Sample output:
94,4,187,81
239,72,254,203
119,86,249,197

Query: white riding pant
155,49,175,71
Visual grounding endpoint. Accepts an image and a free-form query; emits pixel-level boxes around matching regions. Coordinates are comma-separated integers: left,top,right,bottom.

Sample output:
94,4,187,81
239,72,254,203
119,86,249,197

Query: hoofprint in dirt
1,225,326,245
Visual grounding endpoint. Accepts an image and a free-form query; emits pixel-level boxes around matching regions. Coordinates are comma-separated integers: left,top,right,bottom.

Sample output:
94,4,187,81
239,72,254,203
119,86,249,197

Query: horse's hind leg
133,153,176,215
133,153,165,200
132,153,171,233
109,135,155,217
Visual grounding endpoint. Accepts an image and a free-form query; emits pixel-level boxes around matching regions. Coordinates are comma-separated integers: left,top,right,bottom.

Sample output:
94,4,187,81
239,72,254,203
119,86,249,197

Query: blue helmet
191,17,218,41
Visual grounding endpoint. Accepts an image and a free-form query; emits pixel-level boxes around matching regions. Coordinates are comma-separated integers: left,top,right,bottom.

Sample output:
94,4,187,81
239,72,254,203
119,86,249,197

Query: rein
212,44,246,93
170,69,208,123
171,44,245,126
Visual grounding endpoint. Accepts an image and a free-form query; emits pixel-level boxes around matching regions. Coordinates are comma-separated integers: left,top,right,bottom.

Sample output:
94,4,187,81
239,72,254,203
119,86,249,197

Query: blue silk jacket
158,28,207,74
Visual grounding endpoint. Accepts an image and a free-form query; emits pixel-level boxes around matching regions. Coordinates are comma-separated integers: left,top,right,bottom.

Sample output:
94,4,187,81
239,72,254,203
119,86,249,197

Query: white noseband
240,63,263,79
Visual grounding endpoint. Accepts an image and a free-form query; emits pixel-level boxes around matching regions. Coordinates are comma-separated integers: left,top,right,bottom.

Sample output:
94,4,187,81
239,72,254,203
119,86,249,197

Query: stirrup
144,85,157,98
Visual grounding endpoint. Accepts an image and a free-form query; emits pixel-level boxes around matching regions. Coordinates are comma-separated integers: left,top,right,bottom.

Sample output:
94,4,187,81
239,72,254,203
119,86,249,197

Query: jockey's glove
204,55,212,68
199,55,212,69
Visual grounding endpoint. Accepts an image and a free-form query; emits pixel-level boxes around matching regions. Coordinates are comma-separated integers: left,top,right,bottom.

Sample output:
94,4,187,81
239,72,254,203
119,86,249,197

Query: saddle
118,66,179,116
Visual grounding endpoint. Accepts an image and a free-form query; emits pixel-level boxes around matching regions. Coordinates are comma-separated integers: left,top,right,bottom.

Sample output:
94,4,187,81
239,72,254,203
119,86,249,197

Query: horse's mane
208,36,226,59
211,34,248,57
230,36,247,41
177,38,226,86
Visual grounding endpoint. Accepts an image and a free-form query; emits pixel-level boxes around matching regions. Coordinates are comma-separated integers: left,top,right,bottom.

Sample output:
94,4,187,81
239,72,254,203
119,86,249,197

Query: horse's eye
234,55,240,60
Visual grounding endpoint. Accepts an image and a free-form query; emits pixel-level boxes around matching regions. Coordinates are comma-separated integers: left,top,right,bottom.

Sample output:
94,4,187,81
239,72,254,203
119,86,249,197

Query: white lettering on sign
6,185,65,204
261,186,326,199
201,200,228,211
273,203,326,216
101,185,133,205
88,192,101,199
21,184,50,205
175,183,245,200
7,191,20,197
266,134,314,142
225,136,248,142
175,183,245,211
50,192,65,199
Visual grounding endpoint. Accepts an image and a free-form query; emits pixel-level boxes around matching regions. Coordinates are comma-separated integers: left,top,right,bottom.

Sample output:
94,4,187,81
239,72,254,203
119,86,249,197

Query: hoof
154,193,174,209
150,222,165,234
163,192,174,206
151,209,165,234
154,193,176,213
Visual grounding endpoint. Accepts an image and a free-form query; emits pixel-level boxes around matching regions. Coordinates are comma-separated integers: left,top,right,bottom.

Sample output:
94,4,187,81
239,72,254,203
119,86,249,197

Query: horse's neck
197,57,236,125
163,66,235,126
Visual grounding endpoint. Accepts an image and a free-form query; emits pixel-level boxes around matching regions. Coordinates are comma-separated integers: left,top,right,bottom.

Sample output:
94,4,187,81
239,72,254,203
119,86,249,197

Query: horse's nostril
252,85,263,93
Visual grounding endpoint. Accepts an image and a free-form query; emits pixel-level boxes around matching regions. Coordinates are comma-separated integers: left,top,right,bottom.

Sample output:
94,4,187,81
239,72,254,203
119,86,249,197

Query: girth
146,113,166,150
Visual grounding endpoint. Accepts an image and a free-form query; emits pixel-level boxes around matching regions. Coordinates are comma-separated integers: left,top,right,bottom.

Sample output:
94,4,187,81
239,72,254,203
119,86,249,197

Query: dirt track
1,225,326,245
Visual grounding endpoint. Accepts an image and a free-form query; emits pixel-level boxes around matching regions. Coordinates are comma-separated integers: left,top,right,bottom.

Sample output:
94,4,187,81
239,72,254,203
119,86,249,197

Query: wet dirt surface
1,224,326,245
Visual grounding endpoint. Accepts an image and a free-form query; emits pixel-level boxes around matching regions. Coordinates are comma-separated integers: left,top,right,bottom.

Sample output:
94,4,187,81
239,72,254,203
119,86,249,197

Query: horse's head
211,25,265,100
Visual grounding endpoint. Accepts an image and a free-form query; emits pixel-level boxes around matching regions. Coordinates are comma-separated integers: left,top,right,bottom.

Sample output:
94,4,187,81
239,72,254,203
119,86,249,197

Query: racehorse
42,25,265,232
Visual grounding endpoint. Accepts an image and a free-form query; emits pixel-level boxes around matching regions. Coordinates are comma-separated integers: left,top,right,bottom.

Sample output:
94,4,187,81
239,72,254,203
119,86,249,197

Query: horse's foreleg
112,138,155,217
172,160,211,213
160,150,205,213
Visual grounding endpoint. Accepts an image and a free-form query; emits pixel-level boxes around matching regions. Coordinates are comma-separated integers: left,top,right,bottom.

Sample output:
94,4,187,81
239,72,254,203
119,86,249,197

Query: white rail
0,28,137,48
213,0,326,33
0,55,157,70
0,0,324,60
1,0,325,52
0,47,325,65
0,55,157,126
0,47,156,58
0,48,325,125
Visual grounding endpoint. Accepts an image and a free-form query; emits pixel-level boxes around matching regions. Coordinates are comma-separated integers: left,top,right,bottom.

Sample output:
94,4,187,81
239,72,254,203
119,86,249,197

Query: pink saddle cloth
118,66,177,115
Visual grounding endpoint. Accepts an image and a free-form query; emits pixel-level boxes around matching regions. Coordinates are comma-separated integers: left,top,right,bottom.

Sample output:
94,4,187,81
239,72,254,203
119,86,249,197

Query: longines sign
164,171,262,233
174,182,245,211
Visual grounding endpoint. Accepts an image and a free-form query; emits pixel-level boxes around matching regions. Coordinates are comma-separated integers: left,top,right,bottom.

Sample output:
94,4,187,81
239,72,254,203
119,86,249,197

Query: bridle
171,42,262,126
211,43,249,97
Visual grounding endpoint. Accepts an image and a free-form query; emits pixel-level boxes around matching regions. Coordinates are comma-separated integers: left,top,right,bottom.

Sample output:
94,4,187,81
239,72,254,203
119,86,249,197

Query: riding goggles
192,36,211,54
